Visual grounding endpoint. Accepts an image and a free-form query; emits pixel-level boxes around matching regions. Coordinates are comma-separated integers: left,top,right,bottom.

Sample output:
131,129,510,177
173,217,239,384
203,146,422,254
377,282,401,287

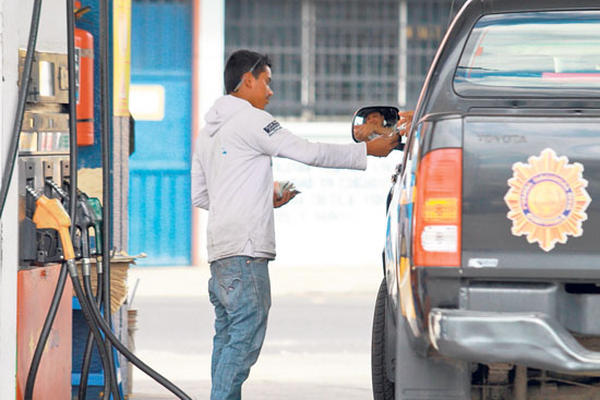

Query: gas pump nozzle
45,178,97,267
45,178,69,203
86,197,103,257
75,192,100,251
74,193,97,277
26,186,75,262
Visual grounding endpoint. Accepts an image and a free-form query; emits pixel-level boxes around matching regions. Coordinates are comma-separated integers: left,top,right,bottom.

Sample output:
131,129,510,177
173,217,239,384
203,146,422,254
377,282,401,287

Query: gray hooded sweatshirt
191,95,367,263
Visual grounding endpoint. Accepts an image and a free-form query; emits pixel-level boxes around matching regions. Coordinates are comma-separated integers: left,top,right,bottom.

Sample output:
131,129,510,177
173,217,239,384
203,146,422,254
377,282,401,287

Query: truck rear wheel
372,279,394,400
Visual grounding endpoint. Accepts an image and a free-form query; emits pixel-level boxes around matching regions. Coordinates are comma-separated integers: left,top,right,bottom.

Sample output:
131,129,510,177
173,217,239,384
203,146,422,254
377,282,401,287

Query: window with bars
311,0,400,116
225,0,304,116
405,0,466,108
225,0,464,118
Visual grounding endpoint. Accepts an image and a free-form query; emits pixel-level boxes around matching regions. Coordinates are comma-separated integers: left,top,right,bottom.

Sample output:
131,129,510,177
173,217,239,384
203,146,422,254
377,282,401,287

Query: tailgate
462,115,600,276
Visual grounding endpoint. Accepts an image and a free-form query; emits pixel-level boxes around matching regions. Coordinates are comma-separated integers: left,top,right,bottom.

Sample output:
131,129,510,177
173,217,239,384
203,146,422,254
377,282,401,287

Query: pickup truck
357,1,600,399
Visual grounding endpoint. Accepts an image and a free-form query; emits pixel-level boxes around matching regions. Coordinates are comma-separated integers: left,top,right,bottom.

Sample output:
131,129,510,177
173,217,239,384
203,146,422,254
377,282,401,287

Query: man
191,49,399,400
354,109,414,142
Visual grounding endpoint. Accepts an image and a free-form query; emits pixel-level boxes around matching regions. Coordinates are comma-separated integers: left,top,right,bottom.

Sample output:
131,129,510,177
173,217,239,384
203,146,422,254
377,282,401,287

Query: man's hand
366,133,400,157
397,110,414,136
354,123,396,142
353,123,376,142
273,186,298,208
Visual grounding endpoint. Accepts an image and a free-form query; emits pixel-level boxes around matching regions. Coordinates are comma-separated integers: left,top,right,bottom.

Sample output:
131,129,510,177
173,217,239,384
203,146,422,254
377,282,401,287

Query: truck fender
394,307,471,400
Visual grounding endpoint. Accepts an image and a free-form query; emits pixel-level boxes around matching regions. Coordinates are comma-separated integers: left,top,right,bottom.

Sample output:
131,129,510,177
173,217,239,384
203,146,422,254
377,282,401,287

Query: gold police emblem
504,148,591,252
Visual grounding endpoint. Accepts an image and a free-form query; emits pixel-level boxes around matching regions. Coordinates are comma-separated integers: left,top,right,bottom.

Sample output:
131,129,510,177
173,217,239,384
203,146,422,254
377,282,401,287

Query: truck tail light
414,149,462,267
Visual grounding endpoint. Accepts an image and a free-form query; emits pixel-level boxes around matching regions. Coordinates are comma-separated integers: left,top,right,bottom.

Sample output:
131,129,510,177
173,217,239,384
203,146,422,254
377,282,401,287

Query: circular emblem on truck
504,148,591,252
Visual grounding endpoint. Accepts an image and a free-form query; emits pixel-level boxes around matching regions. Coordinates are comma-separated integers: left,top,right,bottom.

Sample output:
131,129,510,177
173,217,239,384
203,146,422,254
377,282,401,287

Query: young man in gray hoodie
191,49,399,400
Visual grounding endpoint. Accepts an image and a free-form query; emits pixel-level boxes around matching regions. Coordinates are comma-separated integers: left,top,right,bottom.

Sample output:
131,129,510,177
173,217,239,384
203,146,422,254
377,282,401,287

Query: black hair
224,50,272,94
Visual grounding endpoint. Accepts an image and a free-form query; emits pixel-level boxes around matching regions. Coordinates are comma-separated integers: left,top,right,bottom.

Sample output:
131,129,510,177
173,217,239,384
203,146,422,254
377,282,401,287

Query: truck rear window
454,11,600,96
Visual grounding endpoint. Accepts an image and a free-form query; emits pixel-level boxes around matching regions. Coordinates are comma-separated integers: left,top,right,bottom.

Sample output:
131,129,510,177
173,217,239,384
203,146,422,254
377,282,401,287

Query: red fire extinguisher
74,1,94,146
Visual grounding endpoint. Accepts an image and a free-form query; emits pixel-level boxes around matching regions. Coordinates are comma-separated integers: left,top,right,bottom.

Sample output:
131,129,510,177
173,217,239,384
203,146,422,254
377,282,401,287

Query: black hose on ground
0,0,42,217
82,271,193,400
81,260,122,400
82,258,119,399
78,270,107,399
66,259,117,400
23,263,68,400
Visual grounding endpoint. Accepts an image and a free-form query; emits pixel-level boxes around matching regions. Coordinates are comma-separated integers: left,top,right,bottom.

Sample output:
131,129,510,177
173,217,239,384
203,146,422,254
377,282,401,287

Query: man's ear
242,72,255,90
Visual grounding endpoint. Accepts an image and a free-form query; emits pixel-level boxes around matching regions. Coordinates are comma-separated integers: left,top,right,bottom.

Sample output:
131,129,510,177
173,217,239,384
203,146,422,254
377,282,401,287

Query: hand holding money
273,180,300,208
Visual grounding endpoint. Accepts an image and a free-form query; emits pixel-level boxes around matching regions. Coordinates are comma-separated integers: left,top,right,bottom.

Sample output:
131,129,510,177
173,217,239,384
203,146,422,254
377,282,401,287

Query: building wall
0,0,67,395
270,123,398,268
192,0,225,265
191,0,461,267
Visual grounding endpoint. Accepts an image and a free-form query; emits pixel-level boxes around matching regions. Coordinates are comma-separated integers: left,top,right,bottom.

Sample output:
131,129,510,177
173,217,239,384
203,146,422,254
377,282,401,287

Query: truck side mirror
351,106,406,151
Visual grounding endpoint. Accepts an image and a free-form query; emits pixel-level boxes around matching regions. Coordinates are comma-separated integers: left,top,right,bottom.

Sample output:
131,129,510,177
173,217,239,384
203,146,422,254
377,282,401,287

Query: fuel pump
14,0,116,394
23,187,114,400
9,1,194,399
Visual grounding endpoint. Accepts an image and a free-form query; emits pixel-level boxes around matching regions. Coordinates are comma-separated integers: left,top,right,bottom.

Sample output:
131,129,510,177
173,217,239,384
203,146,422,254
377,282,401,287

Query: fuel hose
82,268,193,400
22,190,114,400
68,260,117,400
98,0,117,387
66,0,119,396
78,269,104,399
79,193,107,398
76,199,110,399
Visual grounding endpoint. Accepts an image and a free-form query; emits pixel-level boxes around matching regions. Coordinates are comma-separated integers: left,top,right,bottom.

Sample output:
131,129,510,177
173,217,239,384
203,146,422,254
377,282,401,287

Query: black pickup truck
359,1,600,399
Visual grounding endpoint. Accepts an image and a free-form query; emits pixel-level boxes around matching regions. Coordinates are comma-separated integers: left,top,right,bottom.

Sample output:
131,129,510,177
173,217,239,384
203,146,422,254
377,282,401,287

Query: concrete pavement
127,263,383,299
125,264,383,399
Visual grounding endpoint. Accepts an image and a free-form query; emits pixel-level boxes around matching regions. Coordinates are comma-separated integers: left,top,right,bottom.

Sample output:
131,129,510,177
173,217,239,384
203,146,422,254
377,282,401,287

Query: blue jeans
209,256,271,400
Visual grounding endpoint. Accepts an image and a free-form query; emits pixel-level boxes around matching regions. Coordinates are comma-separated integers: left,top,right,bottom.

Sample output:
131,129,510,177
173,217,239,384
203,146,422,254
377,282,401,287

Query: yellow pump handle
32,195,75,260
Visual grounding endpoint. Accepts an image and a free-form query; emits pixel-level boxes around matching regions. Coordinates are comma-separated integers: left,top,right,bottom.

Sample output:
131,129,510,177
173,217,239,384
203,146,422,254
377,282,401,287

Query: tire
372,278,395,400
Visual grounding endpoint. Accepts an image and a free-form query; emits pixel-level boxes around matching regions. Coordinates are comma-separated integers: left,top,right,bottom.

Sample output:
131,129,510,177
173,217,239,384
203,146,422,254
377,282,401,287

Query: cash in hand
275,180,300,200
